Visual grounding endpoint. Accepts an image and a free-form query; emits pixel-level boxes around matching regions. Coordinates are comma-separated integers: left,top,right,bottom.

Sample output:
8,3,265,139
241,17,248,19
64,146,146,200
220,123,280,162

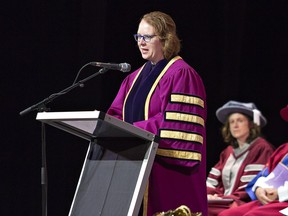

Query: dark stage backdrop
2,0,288,215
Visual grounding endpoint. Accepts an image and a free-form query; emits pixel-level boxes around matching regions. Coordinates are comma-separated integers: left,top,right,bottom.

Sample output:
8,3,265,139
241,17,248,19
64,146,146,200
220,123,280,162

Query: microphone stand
19,67,109,216
19,67,109,116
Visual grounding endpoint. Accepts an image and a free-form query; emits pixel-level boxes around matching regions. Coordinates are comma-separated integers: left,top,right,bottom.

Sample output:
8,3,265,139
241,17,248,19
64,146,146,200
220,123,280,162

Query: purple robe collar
124,59,168,123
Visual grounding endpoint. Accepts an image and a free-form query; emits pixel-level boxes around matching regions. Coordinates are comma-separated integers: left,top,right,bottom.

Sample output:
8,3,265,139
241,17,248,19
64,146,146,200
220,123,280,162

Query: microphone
90,62,131,72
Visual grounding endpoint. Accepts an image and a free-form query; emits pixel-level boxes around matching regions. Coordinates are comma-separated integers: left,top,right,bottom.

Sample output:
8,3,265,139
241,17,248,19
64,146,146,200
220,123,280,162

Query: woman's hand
255,187,278,205
265,188,278,201
207,194,222,200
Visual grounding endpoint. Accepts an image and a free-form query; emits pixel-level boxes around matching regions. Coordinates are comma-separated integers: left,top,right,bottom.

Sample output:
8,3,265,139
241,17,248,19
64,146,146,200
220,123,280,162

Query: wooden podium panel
36,111,159,216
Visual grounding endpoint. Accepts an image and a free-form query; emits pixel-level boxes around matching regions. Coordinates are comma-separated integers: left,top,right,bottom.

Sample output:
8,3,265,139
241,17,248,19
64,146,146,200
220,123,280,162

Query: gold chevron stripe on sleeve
157,148,201,161
165,112,205,127
170,94,205,108
160,130,203,144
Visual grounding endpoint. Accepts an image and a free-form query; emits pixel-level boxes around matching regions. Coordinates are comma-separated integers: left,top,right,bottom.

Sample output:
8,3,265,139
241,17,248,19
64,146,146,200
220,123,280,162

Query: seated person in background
206,100,275,216
218,104,288,216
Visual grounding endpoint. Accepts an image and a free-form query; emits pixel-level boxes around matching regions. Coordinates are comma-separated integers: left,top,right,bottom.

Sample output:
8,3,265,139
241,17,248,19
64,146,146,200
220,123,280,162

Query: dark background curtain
2,0,288,215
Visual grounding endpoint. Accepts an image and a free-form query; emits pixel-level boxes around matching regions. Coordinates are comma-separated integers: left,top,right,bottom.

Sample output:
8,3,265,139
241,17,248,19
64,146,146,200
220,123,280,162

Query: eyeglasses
133,34,157,43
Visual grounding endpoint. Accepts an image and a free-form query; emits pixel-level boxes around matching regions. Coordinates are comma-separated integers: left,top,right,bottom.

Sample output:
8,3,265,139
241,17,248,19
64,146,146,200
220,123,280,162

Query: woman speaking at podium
108,11,207,216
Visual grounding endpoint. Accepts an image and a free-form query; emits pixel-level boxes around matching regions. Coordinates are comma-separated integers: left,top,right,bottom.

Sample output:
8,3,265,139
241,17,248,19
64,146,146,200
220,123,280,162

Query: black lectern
36,110,159,216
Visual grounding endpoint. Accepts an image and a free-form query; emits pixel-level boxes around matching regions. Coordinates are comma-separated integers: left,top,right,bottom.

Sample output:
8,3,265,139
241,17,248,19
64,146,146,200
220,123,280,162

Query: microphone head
120,63,131,72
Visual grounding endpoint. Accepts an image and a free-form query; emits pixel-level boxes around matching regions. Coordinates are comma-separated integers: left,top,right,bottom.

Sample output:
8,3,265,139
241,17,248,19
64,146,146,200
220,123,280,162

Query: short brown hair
141,11,181,60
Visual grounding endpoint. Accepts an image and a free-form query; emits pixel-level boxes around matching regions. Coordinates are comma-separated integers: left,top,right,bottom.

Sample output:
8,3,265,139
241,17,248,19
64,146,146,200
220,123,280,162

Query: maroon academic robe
108,56,207,216
218,143,288,216
206,137,274,215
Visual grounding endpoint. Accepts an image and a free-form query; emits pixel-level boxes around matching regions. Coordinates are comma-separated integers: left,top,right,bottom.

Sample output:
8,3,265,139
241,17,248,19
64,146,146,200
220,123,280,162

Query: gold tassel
153,205,202,216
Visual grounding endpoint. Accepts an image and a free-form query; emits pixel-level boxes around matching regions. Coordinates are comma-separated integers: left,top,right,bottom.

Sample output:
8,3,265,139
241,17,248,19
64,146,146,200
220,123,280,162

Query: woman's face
136,19,164,64
228,113,250,143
